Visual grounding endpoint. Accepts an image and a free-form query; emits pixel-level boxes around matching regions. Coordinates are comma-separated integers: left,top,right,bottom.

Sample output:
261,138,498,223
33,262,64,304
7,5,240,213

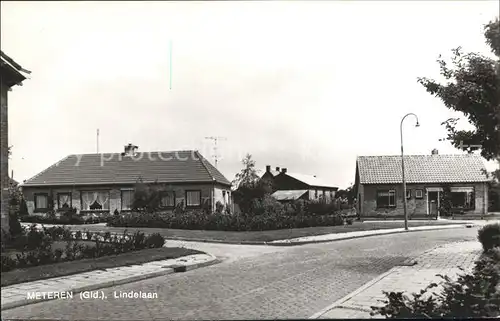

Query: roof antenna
205,136,227,168
97,129,100,153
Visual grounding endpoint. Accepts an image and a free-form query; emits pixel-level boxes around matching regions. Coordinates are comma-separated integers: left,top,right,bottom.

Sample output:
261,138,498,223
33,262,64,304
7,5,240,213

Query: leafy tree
131,179,163,213
439,186,454,217
417,17,500,162
232,179,273,214
231,154,275,214
232,154,260,190
488,168,500,211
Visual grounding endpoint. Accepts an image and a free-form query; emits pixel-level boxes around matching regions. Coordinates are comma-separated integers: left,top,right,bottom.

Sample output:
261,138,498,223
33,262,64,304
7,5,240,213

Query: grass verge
24,220,467,243
1,247,201,287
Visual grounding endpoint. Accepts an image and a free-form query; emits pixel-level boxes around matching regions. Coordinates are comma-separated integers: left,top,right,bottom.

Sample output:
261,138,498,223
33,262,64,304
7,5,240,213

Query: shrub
232,179,273,213
215,201,224,214
8,209,24,238
131,231,147,249
1,255,17,271
1,224,166,272
371,250,500,318
145,233,165,248
478,223,500,252
108,209,346,231
20,212,85,225
333,214,345,226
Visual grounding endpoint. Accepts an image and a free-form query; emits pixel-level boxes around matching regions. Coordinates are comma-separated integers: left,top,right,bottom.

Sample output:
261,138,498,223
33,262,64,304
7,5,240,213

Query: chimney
431,148,439,155
123,143,138,156
266,165,271,172
281,168,287,174
276,167,280,172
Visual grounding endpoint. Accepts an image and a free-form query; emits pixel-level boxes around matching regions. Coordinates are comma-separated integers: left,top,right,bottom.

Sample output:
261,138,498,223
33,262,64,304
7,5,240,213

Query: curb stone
1,254,219,311
309,267,398,319
270,224,470,246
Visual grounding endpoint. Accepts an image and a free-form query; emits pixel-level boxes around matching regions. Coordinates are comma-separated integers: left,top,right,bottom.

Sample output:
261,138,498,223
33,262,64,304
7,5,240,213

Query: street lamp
400,113,420,231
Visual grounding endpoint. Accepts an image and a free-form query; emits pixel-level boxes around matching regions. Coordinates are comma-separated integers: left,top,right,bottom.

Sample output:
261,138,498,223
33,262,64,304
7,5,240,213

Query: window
186,190,201,207
415,189,423,199
161,191,176,208
57,193,72,209
34,193,49,211
81,191,110,211
121,190,134,210
450,187,475,209
377,190,396,208
406,189,411,199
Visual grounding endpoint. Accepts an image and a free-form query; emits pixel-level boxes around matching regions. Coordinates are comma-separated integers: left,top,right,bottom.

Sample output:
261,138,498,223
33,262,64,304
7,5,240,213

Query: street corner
161,253,221,272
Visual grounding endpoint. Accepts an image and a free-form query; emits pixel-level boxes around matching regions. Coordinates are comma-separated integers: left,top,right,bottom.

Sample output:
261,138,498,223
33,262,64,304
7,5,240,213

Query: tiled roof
284,172,338,189
23,150,231,187
357,154,489,184
0,51,31,77
272,190,308,201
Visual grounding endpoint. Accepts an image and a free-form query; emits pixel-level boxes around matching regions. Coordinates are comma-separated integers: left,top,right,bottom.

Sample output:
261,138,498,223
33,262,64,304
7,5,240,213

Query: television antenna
205,136,227,168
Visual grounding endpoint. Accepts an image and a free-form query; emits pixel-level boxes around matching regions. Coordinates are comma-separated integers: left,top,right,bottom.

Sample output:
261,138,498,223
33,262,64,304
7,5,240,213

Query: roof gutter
21,180,225,188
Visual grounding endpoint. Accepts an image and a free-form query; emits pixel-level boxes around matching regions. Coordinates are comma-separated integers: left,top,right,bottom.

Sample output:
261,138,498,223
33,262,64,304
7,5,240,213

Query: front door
428,191,439,216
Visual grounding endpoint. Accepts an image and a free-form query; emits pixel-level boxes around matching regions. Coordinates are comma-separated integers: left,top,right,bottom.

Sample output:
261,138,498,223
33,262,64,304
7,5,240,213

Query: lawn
28,220,468,243
1,246,201,287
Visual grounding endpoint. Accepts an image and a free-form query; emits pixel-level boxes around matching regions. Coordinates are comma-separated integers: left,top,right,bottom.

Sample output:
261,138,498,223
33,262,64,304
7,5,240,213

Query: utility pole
205,136,227,168
97,129,100,153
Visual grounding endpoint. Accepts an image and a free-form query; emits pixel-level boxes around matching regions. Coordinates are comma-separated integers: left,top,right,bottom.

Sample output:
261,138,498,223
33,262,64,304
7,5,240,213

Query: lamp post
401,113,420,231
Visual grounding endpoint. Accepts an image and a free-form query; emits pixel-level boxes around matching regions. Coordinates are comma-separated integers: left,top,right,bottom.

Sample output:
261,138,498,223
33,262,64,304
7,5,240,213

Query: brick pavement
313,241,482,319
1,228,479,320
1,254,216,311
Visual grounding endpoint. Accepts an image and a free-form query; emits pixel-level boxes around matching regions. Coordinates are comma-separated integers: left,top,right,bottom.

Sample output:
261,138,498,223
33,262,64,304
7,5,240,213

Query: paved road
3,227,478,320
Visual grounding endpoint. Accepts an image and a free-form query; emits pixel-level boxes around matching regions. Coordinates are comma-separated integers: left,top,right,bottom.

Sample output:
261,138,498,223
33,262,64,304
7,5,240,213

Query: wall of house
214,184,232,212
356,183,364,214
23,183,218,215
307,188,336,203
359,182,488,217
0,83,9,239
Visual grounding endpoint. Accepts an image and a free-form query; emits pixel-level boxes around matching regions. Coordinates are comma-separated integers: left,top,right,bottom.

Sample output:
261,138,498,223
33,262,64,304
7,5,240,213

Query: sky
2,1,499,189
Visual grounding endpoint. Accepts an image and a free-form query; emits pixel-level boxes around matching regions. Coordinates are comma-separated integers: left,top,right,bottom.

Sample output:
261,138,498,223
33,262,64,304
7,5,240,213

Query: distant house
262,165,338,202
261,166,281,184
1,51,30,240
21,144,232,216
354,150,490,218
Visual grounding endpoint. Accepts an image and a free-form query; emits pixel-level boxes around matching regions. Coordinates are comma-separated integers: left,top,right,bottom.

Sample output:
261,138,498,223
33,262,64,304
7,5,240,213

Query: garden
107,174,357,231
1,211,199,286
107,195,354,231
